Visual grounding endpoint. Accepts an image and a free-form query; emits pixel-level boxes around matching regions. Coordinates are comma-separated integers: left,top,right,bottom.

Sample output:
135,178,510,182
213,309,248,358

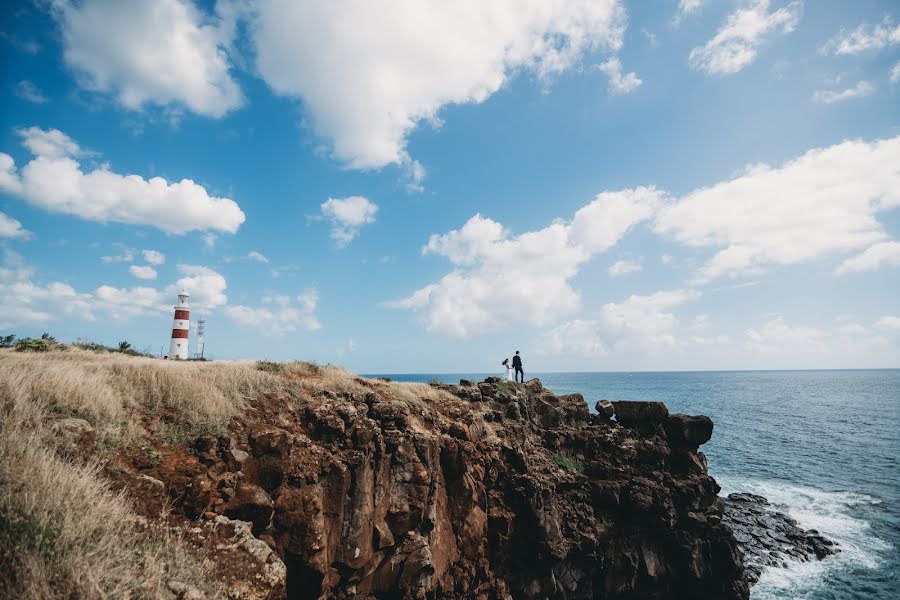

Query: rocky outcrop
723,493,838,586
112,377,751,599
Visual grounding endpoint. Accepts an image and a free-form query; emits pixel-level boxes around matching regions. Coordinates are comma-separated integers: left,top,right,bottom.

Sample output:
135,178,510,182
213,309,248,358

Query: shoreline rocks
722,492,838,586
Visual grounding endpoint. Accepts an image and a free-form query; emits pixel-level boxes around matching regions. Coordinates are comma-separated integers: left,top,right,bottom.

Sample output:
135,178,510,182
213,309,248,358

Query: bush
14,338,63,353
552,453,585,473
0,335,15,348
256,360,283,374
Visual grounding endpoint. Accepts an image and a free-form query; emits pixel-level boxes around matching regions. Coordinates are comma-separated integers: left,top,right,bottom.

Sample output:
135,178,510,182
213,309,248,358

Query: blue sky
1,0,898,372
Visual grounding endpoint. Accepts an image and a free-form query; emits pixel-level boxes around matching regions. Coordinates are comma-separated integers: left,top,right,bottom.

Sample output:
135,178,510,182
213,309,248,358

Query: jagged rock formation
109,375,751,599
723,493,838,585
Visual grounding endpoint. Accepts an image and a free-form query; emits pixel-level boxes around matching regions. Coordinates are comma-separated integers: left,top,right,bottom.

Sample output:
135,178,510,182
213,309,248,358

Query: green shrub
15,338,64,352
256,360,283,374
552,453,585,473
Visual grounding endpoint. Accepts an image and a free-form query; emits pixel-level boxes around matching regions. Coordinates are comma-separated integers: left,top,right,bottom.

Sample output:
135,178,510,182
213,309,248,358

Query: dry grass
0,348,308,449
0,348,469,598
0,348,230,598
0,347,313,598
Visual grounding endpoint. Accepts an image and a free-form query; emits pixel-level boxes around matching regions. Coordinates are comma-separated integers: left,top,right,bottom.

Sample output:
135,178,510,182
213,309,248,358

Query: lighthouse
167,288,190,360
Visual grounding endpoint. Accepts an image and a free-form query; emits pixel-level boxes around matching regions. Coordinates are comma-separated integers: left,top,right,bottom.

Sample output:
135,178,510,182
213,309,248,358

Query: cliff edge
0,351,749,599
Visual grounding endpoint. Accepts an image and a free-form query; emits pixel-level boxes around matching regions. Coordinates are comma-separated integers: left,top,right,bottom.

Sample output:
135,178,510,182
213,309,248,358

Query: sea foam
717,478,891,599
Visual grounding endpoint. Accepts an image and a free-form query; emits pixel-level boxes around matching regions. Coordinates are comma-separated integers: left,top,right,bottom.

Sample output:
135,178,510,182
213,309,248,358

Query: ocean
371,369,900,600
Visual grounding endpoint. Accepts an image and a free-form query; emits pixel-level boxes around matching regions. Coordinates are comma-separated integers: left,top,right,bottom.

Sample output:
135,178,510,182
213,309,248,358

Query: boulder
666,414,714,448
595,400,615,419
223,482,274,535
613,401,669,424
525,378,544,393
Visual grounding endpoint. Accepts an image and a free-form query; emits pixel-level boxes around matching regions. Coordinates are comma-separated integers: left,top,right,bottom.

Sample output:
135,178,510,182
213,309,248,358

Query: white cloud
674,0,703,26
688,0,802,76
252,0,626,169
247,250,269,263
596,57,642,94
654,135,900,283
744,316,828,353
661,254,673,265
835,241,900,275
812,80,874,104
51,0,242,117
100,246,134,263
0,128,245,234
224,290,321,335
0,212,31,239
891,61,900,84
0,250,228,326
539,319,608,357
172,264,227,312
129,265,157,280
821,16,900,56
877,316,900,331
320,196,378,247
142,249,165,265
15,80,49,104
390,187,661,336
608,258,643,277
539,289,699,356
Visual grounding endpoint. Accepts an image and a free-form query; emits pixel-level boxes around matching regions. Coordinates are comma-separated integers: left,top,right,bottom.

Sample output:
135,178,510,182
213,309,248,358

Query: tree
0,334,15,348
118,340,132,352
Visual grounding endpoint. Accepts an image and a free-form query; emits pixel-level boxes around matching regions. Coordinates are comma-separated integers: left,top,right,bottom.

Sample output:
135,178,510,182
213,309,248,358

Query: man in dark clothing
512,351,524,383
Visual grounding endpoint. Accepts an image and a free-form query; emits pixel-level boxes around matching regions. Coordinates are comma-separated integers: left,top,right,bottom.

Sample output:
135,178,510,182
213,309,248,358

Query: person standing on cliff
512,351,524,383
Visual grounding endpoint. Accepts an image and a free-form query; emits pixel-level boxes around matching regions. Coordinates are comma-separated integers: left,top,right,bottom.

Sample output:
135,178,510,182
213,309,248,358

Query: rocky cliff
103,374,750,600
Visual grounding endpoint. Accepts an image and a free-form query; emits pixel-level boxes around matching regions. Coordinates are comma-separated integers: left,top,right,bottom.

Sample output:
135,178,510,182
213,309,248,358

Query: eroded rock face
120,379,752,599
723,493,838,586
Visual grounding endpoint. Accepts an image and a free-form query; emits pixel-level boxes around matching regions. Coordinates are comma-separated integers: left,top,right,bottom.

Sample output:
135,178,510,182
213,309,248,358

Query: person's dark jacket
512,355,523,369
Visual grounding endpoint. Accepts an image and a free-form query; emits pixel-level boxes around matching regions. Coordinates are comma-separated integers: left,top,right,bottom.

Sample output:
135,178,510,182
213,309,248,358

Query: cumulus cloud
608,258,642,277
0,212,31,239
14,80,49,104
0,251,95,327
538,289,700,356
173,264,227,312
224,290,321,335
877,315,900,331
129,265,157,280
390,187,661,336
320,196,378,247
821,15,900,56
654,135,900,283
812,80,874,104
891,61,900,84
596,57,642,94
835,241,900,275
252,0,626,169
51,0,242,117
142,249,165,265
247,250,269,263
688,0,802,76
100,246,134,263
0,127,245,234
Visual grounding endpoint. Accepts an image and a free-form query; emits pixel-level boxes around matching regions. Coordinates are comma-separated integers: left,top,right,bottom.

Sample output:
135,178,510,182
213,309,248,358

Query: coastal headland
0,349,834,599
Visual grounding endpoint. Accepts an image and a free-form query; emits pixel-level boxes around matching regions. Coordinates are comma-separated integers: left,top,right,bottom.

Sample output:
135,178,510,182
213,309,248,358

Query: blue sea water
372,370,900,599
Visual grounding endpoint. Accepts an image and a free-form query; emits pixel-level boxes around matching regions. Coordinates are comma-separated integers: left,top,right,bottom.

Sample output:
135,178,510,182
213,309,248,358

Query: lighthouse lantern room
167,288,190,360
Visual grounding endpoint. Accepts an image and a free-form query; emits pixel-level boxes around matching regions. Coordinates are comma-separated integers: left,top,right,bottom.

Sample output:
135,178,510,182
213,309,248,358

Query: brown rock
223,482,274,535
666,414,714,448
595,400,615,419
613,400,669,424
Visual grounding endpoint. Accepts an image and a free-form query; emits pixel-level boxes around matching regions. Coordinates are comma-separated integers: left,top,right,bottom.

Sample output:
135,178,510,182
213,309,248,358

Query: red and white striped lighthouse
167,288,190,360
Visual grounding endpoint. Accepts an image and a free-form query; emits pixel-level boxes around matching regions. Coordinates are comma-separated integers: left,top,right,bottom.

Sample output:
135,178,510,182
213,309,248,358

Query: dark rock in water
723,492,839,586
